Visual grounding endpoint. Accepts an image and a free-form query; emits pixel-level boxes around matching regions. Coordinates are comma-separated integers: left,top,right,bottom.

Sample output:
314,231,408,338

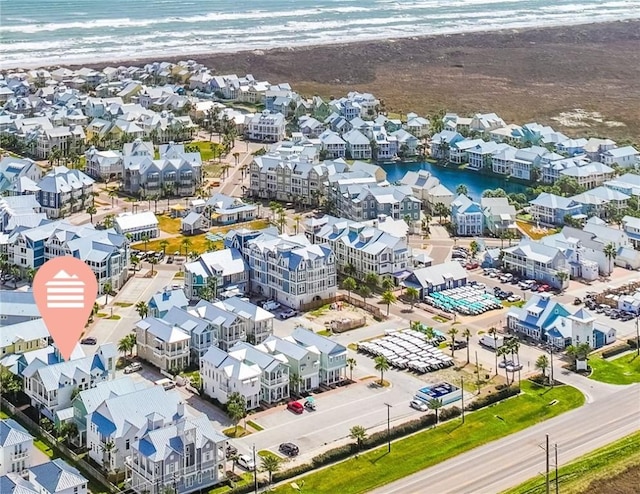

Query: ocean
1,0,639,69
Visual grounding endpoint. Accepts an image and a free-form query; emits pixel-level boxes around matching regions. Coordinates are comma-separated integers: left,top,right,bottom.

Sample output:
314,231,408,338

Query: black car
81,337,97,345
226,444,238,457
279,442,299,457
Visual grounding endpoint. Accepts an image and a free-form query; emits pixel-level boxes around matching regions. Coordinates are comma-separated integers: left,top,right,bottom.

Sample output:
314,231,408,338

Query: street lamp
384,403,392,453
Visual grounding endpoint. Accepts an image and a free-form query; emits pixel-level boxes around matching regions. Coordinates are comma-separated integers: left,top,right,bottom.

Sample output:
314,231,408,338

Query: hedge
465,386,520,411
626,337,639,349
602,344,631,359
272,463,314,483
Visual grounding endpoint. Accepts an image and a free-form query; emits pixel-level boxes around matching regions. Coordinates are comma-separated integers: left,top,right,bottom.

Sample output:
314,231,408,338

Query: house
451,194,483,236
0,291,40,326
342,129,371,160
448,138,484,165
257,335,320,393
227,229,337,309
559,162,614,189
84,147,123,181
0,318,49,361
127,413,227,494
600,146,639,168
212,296,275,346
148,287,189,318
507,294,610,349
622,215,640,249
470,113,506,135
0,473,39,494
200,346,261,410
189,300,245,352
430,131,465,160
298,115,326,138
570,187,630,219
0,419,33,476
184,248,249,301
135,318,190,372
604,173,640,197
319,130,347,159
114,211,159,241
403,114,430,138
466,141,503,170
29,458,88,494
491,145,518,175
23,344,117,421
71,377,146,447
244,111,285,142
182,193,257,234
331,183,421,223
0,157,42,195
481,197,517,236
401,261,468,298
286,327,347,385
36,166,94,219
162,306,218,359
501,240,570,289
540,227,609,279
529,193,584,225
584,138,616,161
391,129,419,157
87,385,184,471
305,215,410,280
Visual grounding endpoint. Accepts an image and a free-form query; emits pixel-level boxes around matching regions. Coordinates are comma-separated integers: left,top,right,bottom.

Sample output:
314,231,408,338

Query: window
126,439,130,450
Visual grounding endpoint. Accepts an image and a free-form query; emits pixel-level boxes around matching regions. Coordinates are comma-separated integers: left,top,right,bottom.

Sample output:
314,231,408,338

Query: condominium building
244,111,286,142
35,166,94,219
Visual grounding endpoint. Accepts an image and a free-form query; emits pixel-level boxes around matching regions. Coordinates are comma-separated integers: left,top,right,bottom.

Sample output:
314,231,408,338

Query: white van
155,378,176,390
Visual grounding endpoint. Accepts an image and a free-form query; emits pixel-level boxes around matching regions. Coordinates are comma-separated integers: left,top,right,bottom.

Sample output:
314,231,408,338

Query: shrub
626,338,639,349
272,463,313,483
312,444,357,467
439,406,462,421
465,386,520,411
602,344,632,359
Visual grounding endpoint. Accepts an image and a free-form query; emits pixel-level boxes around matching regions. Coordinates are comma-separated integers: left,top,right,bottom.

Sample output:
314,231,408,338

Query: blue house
402,261,468,298
148,287,189,318
529,192,584,225
451,194,483,236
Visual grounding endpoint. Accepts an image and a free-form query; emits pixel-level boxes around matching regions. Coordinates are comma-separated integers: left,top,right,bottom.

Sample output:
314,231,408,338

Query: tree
342,277,357,300
462,328,472,364
103,281,113,304
381,290,397,316
424,326,437,344
118,334,135,358
603,242,617,274
293,214,302,234
434,202,450,223
135,301,149,319
566,342,591,368
181,237,192,257
556,270,569,291
469,240,479,259
447,327,459,357
26,267,37,286
382,277,395,292
456,184,469,197
260,454,282,486
405,286,419,310
108,189,118,208
488,327,499,375
289,373,302,396
159,239,169,256
428,398,443,423
130,255,140,273
10,265,20,289
100,440,117,472
226,392,247,434
0,366,22,400
349,425,368,450
365,272,379,289
374,355,390,385
358,285,372,305
535,354,550,383
346,357,357,381
86,205,97,224
149,257,158,275
57,421,78,446
103,214,115,229
497,345,511,385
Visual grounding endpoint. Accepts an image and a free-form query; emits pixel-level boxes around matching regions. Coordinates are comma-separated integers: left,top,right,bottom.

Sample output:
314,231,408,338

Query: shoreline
12,18,638,72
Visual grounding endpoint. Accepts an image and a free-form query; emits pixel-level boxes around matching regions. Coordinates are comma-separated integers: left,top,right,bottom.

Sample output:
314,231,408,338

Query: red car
538,284,550,292
287,401,304,414
465,261,479,270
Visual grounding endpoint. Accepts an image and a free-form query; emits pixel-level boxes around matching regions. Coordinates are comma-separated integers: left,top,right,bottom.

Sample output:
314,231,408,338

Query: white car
124,362,142,374
262,300,281,311
507,295,522,302
410,399,429,412
236,454,256,471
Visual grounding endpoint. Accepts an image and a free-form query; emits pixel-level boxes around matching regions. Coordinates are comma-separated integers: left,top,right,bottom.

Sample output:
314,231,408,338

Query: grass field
273,381,584,494
503,431,640,494
134,234,222,255
189,141,224,161
157,215,182,234
588,352,640,385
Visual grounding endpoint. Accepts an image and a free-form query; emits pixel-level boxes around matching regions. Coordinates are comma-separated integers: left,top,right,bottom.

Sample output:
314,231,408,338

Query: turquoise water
383,161,526,199
1,0,639,68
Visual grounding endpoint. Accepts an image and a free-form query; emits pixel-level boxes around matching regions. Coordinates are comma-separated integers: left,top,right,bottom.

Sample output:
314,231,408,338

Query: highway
370,383,640,494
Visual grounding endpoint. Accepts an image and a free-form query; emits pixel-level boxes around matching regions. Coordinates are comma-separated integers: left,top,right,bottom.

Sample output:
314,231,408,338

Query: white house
29,458,88,494
244,111,285,142
451,194,483,236
285,327,347,386
184,248,249,301
600,146,639,167
135,317,191,372
114,211,159,241
257,335,320,393
0,419,33,476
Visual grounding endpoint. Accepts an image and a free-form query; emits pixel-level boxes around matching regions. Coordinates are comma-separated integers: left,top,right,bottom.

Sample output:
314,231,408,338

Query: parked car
287,401,304,414
279,308,297,319
474,282,486,290
506,363,524,372
466,261,479,270
410,399,429,411
610,310,621,319
155,378,176,390
530,284,540,291
621,312,635,322
80,337,97,345
236,454,256,471
507,295,522,303
279,442,300,457
226,444,238,457
124,362,142,374
499,359,514,369
263,300,281,311
304,398,316,411
452,251,467,259
499,273,514,282
538,284,550,292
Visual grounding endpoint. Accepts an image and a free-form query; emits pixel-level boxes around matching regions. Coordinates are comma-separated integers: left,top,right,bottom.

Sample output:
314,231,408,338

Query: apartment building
244,111,286,142
35,166,94,219
330,183,421,223
501,240,570,289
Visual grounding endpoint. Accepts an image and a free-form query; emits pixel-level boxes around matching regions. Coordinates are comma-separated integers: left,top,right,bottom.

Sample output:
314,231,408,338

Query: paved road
370,383,640,494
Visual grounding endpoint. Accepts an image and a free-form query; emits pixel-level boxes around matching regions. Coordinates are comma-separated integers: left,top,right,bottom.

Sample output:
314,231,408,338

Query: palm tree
365,272,380,289
349,425,368,450
159,239,169,256
135,301,149,319
382,277,395,292
226,393,247,435
26,267,37,286
469,240,479,259
149,257,158,275
455,184,469,197
181,237,192,257
462,328,471,364
488,327,499,375
603,242,617,274
118,334,136,358
424,326,437,345
103,214,115,229
86,205,97,224
344,263,357,277
374,355,390,385
103,281,113,304
535,354,550,383
293,214,302,234
346,357,357,381
381,290,397,316
428,398,443,423
447,327,459,357
405,286,419,310
108,189,118,208
289,373,303,396
358,285,372,305
497,345,511,385
130,255,140,272
100,440,117,472
342,277,357,300
261,454,282,486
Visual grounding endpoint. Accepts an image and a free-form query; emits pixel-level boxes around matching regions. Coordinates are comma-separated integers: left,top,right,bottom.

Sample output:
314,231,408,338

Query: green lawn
222,426,251,438
34,439,55,458
133,234,222,255
503,431,640,494
589,352,640,385
258,450,280,460
0,410,8,419
190,141,224,161
157,215,182,234
273,381,584,494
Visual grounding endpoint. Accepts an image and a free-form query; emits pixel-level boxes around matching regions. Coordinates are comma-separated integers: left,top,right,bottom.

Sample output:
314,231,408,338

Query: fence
0,397,120,494
299,294,386,320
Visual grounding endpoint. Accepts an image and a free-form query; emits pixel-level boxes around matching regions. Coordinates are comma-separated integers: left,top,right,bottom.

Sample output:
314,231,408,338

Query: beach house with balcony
0,419,33,476
257,335,320,393
286,328,347,386
244,111,285,142
135,318,191,372
184,248,249,301
481,197,517,236
501,240,570,289
84,147,123,181
558,162,614,189
529,193,584,226
600,146,639,168
190,300,246,352
212,297,274,346
451,194,483,236
35,166,94,219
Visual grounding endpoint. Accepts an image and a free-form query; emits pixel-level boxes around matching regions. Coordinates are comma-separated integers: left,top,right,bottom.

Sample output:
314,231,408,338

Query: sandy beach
80,19,640,141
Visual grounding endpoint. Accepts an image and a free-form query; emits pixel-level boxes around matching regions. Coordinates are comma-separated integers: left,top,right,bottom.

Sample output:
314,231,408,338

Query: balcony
12,450,29,460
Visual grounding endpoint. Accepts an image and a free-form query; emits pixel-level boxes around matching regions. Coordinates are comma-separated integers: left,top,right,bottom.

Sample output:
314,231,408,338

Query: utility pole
549,344,554,388
475,351,481,394
555,443,559,494
460,377,465,424
384,403,392,453
545,434,550,494
636,315,639,356
253,443,258,494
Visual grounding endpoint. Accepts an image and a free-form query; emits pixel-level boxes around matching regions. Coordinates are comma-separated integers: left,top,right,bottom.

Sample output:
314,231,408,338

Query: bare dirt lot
87,20,640,142
587,464,640,494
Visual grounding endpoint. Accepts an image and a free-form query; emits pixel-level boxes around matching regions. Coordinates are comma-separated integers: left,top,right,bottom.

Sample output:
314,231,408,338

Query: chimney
177,401,185,418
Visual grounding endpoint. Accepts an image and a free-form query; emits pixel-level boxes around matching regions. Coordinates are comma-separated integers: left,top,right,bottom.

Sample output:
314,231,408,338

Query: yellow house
0,318,49,358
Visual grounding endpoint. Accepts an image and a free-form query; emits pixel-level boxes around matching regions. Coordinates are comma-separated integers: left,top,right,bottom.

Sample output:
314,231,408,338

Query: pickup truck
479,335,504,350
262,300,281,311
